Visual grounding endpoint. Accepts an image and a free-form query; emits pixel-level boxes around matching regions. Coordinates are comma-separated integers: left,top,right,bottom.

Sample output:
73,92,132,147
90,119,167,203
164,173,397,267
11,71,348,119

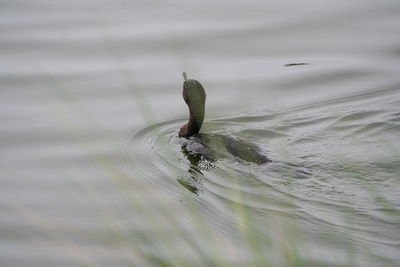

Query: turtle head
179,72,206,138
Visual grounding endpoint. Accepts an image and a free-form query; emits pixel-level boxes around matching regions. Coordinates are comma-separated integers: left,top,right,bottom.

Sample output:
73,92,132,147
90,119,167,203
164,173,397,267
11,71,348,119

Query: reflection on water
128,87,400,266
177,133,271,194
1,0,400,266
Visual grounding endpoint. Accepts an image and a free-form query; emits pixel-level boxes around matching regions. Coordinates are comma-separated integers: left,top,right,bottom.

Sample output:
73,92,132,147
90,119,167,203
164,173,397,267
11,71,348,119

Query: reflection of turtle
178,72,270,165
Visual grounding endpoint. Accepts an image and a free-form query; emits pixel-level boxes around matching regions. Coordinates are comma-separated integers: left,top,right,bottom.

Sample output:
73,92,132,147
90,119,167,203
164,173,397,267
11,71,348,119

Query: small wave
123,88,400,263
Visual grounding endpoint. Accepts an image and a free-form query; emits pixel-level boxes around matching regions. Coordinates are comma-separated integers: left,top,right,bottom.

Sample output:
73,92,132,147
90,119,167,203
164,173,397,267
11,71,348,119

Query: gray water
1,0,400,266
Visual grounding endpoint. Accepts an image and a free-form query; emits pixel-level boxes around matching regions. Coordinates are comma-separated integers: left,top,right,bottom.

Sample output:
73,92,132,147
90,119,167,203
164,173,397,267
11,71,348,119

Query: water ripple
124,88,400,264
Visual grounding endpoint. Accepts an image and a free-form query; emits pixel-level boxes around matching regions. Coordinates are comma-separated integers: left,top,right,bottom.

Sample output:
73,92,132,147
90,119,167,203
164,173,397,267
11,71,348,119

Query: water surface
1,0,400,266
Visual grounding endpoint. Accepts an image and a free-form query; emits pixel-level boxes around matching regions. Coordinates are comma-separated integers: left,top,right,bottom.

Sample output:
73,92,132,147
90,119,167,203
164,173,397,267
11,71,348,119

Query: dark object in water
178,72,270,165
181,133,269,165
284,62,310,67
178,72,206,138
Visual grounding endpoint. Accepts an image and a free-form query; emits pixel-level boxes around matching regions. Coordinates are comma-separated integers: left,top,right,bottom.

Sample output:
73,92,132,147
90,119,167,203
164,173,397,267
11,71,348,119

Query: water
1,0,400,266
